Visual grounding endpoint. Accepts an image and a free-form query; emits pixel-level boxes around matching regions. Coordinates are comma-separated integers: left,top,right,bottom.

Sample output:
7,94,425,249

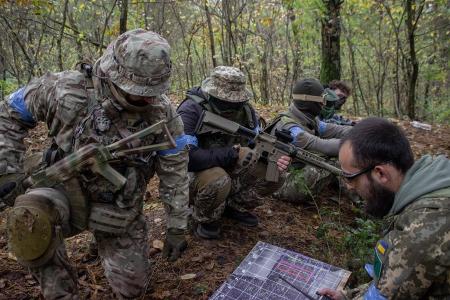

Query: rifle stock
197,111,342,182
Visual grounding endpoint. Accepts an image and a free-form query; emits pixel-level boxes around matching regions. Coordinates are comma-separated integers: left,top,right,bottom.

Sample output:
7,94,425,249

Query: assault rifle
24,119,176,190
195,111,342,182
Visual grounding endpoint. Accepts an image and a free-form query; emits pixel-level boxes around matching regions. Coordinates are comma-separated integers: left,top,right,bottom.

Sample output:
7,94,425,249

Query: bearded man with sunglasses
319,117,450,300
177,66,290,239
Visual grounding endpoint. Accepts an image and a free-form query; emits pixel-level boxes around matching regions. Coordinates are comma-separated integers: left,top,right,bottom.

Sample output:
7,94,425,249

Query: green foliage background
0,0,448,122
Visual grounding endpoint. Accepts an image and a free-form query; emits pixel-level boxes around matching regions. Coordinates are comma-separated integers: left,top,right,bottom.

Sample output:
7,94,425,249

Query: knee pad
197,167,232,202
7,188,70,267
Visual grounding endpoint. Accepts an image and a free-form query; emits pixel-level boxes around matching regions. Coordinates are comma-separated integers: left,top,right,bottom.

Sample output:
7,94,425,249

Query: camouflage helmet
201,66,252,103
99,29,171,97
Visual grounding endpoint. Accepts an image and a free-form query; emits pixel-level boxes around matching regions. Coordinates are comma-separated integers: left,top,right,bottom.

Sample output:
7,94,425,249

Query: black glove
162,228,187,262
0,182,17,198
0,173,25,208
0,182,18,212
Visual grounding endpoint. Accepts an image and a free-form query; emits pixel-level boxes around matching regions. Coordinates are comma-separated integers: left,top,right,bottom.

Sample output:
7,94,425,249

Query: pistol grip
92,162,127,190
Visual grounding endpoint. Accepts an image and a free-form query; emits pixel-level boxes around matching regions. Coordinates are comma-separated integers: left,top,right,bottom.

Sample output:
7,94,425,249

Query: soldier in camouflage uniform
318,118,450,300
177,66,290,239
0,29,190,299
268,78,352,204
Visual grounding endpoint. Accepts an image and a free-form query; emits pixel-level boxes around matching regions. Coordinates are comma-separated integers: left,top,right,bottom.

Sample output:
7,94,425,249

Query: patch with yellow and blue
374,239,389,280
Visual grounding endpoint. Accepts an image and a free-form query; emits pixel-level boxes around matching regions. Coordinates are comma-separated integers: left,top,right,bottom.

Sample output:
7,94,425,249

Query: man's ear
373,165,391,184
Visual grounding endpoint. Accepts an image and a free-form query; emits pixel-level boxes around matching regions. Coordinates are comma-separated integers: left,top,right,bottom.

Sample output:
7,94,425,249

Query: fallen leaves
152,239,164,250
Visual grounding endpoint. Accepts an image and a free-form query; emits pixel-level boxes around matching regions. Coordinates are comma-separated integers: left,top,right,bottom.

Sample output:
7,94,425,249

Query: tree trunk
222,0,232,65
405,0,422,120
204,0,217,67
119,0,128,34
57,0,69,71
320,0,342,84
342,22,360,115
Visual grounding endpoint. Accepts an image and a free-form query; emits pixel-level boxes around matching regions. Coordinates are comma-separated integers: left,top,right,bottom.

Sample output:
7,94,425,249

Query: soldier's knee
7,188,70,267
195,167,231,202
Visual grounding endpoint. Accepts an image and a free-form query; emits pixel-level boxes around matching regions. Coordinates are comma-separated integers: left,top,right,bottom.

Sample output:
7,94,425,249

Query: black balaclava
292,78,324,119
208,95,247,120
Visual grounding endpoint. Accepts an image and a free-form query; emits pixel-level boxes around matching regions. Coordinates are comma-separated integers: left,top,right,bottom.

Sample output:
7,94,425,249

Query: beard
364,174,396,218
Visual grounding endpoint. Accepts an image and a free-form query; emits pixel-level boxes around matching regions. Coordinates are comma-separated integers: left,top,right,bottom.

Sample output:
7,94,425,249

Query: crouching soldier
177,66,290,239
0,29,190,299
268,78,352,204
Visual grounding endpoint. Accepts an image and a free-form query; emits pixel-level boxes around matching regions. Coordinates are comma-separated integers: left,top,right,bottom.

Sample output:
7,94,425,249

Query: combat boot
223,207,258,227
196,221,221,239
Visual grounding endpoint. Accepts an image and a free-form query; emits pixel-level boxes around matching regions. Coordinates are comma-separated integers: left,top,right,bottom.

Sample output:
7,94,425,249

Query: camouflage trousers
273,165,335,204
189,162,284,223
30,210,150,299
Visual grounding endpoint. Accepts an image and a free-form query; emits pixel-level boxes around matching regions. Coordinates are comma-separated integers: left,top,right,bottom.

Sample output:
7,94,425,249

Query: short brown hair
329,80,352,96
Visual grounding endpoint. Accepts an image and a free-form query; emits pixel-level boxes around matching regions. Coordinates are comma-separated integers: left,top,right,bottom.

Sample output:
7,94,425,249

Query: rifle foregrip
265,161,280,182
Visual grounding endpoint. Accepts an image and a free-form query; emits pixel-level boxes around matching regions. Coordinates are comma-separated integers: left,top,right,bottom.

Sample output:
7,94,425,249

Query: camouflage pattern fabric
273,165,334,204
269,103,351,157
95,215,150,298
190,162,284,223
0,29,189,299
376,190,450,299
99,29,171,97
201,66,252,103
269,104,350,204
30,243,80,300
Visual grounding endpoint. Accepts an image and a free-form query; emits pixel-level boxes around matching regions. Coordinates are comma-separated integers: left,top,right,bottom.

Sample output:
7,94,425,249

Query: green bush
341,218,382,285
0,80,19,99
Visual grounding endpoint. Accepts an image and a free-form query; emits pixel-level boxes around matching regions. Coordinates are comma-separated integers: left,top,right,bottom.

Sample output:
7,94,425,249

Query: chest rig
265,105,319,139
188,94,257,148
70,76,171,233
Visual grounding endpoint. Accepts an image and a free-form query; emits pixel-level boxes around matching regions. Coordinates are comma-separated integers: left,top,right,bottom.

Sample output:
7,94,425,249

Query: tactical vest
265,109,317,136
187,94,258,149
42,70,171,233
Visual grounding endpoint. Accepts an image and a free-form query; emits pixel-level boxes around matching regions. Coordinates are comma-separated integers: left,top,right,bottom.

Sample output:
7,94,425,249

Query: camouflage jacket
374,156,450,299
268,103,351,157
0,70,190,230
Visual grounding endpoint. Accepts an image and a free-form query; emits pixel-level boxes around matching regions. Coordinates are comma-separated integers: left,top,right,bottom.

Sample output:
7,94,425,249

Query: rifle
24,119,176,190
195,111,342,182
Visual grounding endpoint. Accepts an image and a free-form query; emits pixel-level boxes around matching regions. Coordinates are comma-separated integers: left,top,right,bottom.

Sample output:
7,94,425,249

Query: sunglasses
341,161,391,182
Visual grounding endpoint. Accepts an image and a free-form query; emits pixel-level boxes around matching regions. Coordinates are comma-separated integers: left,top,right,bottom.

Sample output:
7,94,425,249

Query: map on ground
210,241,351,300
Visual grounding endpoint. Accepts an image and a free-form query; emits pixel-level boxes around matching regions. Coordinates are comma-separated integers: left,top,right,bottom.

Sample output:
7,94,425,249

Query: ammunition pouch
7,188,70,268
88,202,139,234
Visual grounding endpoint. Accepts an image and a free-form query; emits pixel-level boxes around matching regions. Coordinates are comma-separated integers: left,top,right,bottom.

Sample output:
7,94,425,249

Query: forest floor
0,105,449,299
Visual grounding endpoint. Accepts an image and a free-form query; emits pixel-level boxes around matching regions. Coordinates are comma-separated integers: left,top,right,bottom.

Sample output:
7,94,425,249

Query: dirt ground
0,111,448,299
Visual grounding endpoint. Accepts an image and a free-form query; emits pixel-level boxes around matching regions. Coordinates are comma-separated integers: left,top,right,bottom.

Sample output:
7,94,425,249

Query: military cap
201,66,252,103
99,29,171,97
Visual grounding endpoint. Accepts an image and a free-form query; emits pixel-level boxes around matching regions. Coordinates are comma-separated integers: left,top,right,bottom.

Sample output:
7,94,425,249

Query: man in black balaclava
267,78,352,204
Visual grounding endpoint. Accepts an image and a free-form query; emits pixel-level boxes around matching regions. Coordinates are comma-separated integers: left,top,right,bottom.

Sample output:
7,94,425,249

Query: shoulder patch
318,121,327,136
374,239,389,280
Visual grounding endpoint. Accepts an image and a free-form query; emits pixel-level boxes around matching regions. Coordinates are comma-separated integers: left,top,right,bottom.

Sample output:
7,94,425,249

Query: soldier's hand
317,288,345,300
0,173,25,208
162,228,187,262
233,145,259,174
276,155,291,172
0,182,18,212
